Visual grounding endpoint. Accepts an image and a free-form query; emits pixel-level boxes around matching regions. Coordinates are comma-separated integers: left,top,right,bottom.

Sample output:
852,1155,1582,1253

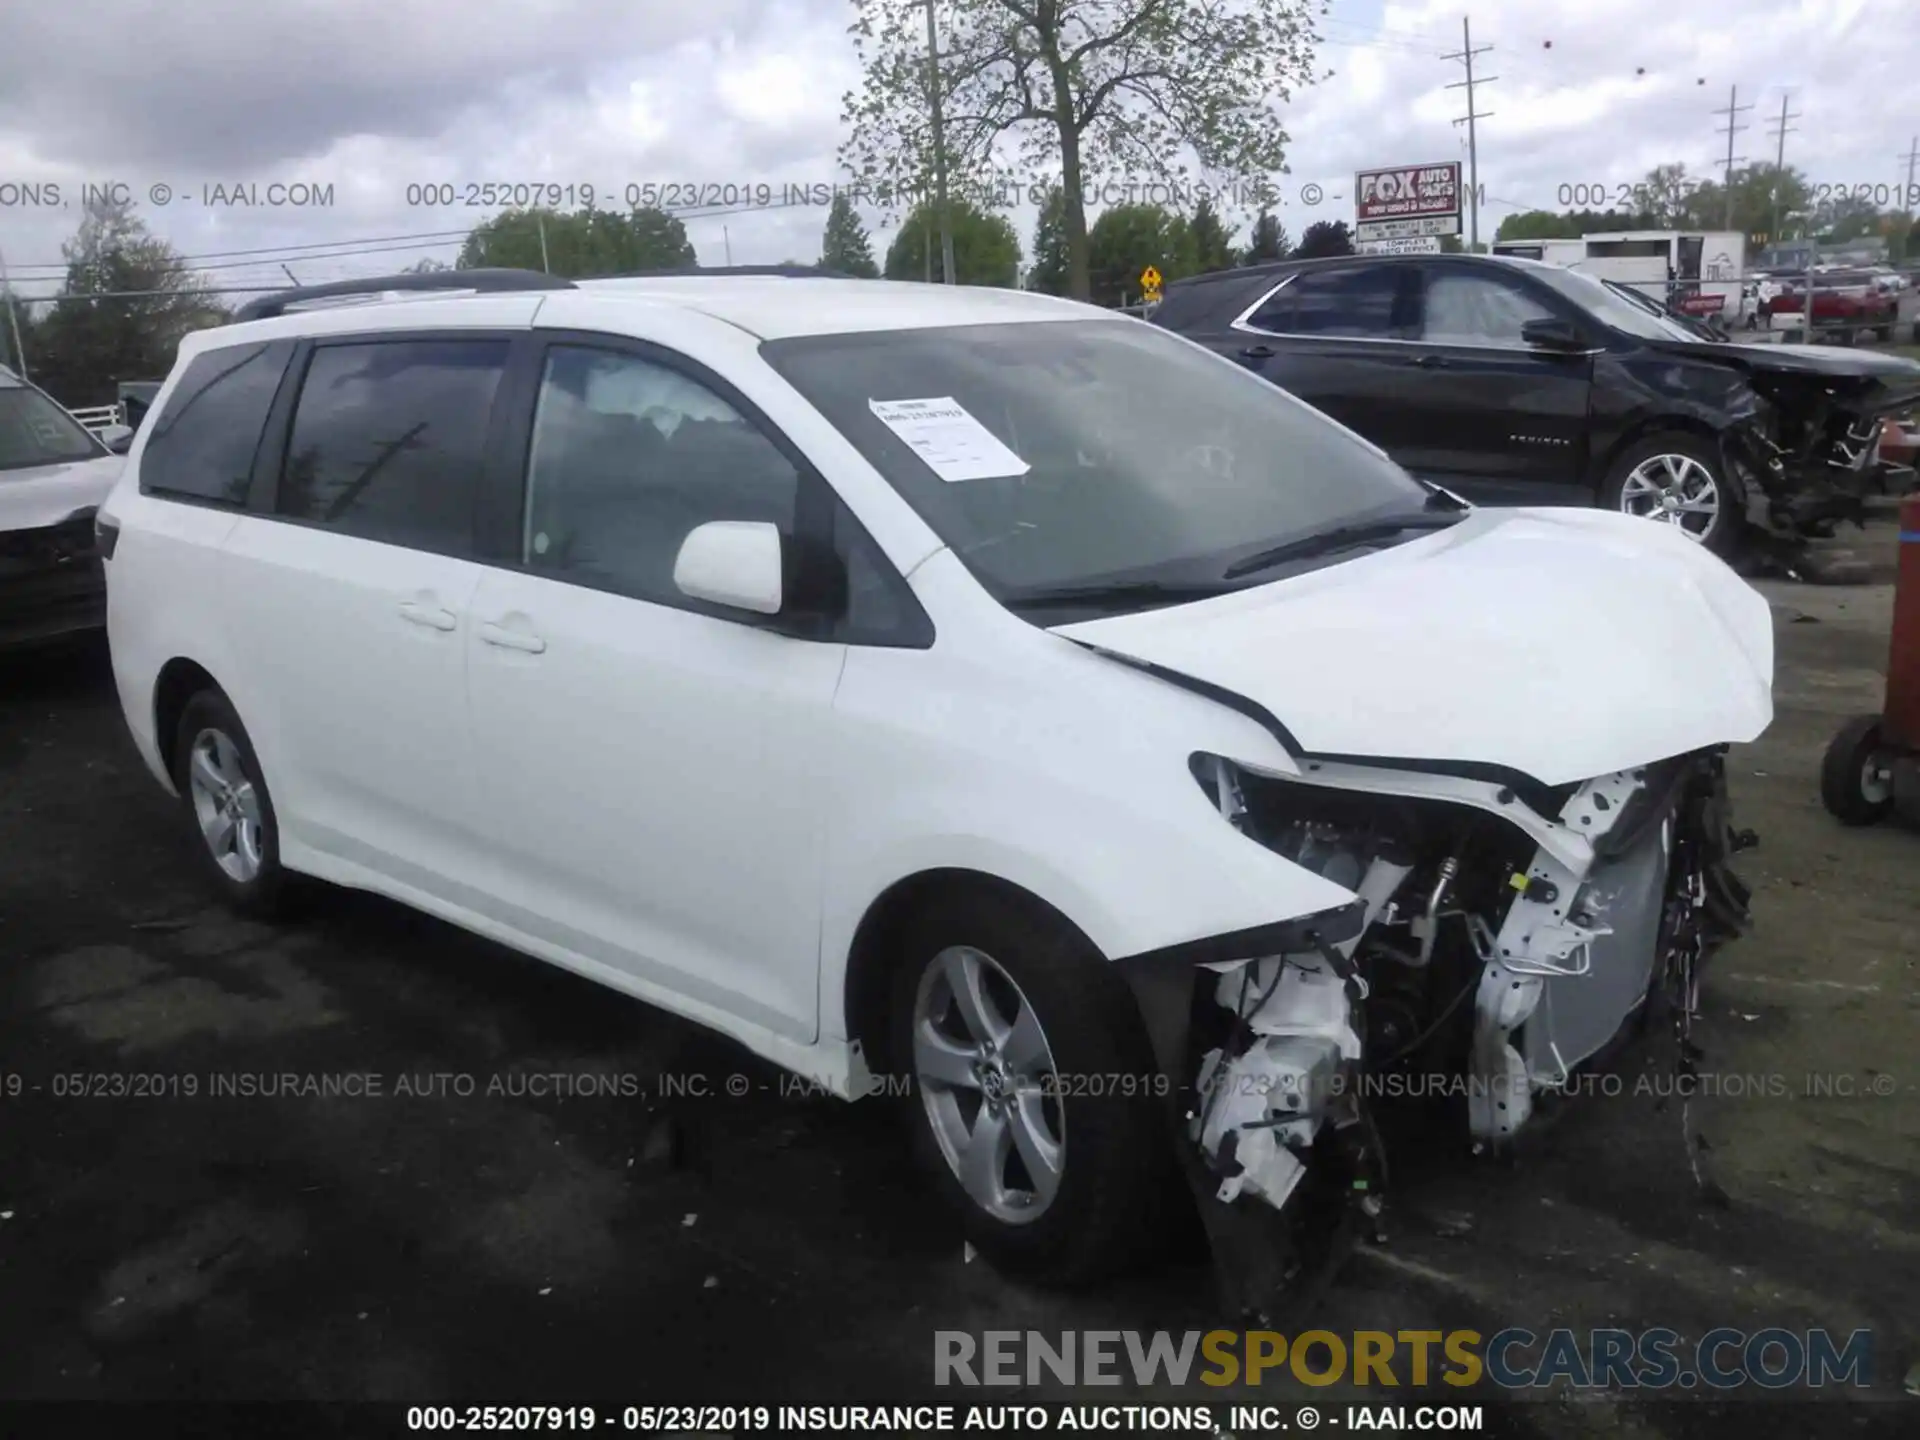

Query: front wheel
890,891,1177,1286
1820,714,1896,826
1600,433,1743,557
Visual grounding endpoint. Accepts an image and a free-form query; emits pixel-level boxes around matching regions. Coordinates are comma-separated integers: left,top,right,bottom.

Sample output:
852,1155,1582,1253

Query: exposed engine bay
1720,362,1919,553
1152,749,1755,1315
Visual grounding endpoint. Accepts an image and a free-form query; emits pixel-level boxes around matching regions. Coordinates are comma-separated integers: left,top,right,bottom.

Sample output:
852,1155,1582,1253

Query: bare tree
840,0,1327,300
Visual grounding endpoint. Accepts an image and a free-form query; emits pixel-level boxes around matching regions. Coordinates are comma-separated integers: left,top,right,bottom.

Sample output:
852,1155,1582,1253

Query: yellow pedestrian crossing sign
1140,265,1163,298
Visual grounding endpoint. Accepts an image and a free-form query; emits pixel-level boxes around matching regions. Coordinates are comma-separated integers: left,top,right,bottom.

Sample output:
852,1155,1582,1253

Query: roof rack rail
232,268,577,322
584,265,852,280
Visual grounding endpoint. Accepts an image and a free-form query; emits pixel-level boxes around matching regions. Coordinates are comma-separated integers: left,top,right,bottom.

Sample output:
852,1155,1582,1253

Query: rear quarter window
140,341,297,504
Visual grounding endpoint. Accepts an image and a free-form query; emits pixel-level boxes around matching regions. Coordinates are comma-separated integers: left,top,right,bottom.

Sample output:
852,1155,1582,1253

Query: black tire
1599,431,1745,558
1874,325,1894,344
1820,714,1896,827
171,689,299,918
889,888,1178,1286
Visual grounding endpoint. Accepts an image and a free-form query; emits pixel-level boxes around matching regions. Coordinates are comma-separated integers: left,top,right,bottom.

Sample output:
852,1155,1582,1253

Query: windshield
1601,280,1722,340
1528,266,1703,342
0,380,107,473
761,318,1430,604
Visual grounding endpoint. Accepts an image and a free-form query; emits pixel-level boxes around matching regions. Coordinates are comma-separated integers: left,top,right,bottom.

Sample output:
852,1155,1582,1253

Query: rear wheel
1600,432,1742,557
1820,715,1896,826
172,690,298,917
890,889,1176,1285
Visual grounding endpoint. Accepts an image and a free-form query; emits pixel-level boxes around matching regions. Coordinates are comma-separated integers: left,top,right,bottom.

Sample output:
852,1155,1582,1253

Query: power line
1712,84,1753,230
6,226,474,274
1443,17,1496,250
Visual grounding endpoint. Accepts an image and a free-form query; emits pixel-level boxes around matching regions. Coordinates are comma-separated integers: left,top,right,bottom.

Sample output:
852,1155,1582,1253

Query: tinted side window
140,342,295,503
521,345,798,608
277,339,508,555
1420,271,1558,345
1246,266,1414,338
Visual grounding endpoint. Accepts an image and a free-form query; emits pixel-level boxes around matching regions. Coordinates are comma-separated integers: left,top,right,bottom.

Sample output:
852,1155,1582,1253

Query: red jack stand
1821,490,1920,825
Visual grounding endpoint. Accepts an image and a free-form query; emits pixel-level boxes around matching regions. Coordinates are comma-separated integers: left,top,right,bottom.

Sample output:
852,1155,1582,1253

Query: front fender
816,653,1361,1045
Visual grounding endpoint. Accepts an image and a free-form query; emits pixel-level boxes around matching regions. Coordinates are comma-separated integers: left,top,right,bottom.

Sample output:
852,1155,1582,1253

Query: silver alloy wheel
1859,753,1895,807
911,945,1066,1225
187,727,264,883
1618,453,1721,541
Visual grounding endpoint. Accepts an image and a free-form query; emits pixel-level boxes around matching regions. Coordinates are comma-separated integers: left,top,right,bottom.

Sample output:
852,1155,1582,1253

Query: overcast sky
1,0,1914,302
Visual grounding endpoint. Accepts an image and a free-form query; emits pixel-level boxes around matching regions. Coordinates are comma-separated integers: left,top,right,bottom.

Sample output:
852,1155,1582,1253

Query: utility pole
1713,85,1753,232
923,0,957,284
0,240,27,381
1765,92,1800,248
1443,18,1495,252
1902,136,1919,261
537,214,551,273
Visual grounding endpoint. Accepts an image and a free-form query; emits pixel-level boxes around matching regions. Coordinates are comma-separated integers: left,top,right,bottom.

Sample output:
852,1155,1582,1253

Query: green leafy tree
841,0,1328,302
24,194,226,407
1240,209,1289,264
820,193,880,277
883,198,1021,286
458,206,696,276
1567,208,1645,235
1637,163,1698,229
1495,210,1579,242
1293,219,1354,259
1811,193,1886,245
1028,184,1071,294
404,256,451,273
1087,203,1196,307
1187,194,1235,273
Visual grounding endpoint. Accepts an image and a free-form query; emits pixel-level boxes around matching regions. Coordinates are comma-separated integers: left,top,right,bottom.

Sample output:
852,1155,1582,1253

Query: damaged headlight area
1726,373,1914,550
1140,751,1755,1315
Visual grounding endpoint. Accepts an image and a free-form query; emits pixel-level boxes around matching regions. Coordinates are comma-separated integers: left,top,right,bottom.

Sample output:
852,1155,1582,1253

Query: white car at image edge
96,268,1772,1300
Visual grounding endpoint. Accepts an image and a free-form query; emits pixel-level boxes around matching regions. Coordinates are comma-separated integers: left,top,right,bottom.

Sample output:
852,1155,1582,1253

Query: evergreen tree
820,193,880,277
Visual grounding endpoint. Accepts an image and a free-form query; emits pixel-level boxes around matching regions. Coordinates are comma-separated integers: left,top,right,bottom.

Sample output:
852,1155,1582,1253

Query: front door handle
398,601,457,631
1237,344,1275,361
1409,353,1447,368
479,622,547,654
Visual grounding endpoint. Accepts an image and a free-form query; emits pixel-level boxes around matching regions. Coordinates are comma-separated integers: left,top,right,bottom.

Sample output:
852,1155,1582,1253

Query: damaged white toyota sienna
98,269,1770,1301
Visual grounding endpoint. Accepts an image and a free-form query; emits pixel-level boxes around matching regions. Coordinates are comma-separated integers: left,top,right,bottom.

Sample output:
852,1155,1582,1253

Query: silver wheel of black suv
1600,432,1744,557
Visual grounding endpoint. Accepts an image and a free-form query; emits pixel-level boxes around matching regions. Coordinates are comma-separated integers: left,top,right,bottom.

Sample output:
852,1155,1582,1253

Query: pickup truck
1763,272,1899,339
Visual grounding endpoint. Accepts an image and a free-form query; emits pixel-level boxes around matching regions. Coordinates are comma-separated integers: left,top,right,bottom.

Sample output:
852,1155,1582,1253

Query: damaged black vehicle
1150,252,1920,568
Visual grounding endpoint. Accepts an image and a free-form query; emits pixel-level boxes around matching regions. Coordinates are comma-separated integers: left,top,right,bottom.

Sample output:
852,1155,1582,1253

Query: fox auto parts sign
1355,163,1462,240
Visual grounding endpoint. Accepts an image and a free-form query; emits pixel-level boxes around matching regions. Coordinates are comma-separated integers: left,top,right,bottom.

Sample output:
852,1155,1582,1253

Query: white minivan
98,268,1771,1296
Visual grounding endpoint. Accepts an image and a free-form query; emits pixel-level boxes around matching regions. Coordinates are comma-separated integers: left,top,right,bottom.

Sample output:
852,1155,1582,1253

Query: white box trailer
1492,231,1747,319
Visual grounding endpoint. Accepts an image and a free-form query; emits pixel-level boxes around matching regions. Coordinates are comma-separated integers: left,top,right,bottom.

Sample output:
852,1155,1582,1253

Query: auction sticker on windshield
868,397,1030,482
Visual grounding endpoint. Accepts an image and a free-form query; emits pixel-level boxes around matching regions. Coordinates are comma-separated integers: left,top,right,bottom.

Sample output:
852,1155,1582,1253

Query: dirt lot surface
1,519,1915,1438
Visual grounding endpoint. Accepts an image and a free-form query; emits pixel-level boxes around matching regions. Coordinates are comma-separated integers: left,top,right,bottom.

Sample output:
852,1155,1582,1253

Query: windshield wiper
1004,578,1237,614
1222,509,1465,580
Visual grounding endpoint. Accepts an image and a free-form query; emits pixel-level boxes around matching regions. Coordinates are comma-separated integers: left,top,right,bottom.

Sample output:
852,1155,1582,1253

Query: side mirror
673,520,784,615
1520,317,1588,352
100,424,135,454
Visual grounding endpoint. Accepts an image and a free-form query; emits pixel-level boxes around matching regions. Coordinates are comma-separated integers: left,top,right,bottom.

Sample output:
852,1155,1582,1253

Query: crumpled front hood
1649,339,1920,412
1053,508,1774,788
0,455,124,532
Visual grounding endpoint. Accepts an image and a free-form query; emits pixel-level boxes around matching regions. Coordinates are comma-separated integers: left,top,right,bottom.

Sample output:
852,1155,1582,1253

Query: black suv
1152,253,1920,558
